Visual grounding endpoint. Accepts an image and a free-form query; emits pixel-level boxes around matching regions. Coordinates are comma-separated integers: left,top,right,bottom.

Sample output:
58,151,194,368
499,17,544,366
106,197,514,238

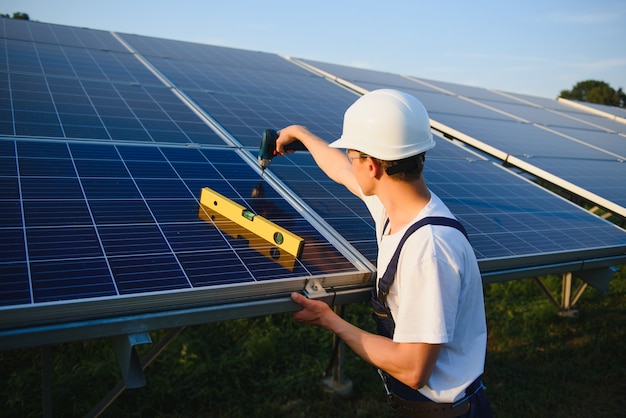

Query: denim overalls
370,217,493,418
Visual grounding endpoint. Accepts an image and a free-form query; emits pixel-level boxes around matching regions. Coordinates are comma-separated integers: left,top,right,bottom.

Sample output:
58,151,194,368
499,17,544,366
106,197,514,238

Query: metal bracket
303,278,334,305
576,266,617,294
111,333,152,389
303,278,328,298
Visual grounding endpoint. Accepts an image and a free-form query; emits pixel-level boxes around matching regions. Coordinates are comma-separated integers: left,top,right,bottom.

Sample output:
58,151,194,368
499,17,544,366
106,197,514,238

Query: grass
2,267,625,417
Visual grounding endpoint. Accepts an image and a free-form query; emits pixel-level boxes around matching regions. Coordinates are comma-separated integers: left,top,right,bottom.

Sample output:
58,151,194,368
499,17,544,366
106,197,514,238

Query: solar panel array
297,59,626,217
2,18,626,348
117,34,626,268
0,20,369,336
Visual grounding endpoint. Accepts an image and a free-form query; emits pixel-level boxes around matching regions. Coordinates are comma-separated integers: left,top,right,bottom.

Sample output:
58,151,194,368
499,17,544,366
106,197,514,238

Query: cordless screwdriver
258,128,307,174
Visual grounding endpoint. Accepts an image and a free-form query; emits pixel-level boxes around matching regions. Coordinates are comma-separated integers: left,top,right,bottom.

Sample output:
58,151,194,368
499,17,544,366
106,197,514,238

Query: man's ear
368,157,383,179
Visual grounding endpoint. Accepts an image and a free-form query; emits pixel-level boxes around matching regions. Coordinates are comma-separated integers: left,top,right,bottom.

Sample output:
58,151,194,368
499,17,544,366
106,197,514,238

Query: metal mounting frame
87,327,186,418
534,266,617,317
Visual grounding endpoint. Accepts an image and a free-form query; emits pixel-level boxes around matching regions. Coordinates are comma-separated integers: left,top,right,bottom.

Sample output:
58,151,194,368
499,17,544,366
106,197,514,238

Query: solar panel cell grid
2,18,128,52
1,41,228,144
0,137,359,313
121,33,305,74
186,89,350,148
514,156,626,208
550,127,625,158
425,159,626,256
30,258,116,302
3,74,227,144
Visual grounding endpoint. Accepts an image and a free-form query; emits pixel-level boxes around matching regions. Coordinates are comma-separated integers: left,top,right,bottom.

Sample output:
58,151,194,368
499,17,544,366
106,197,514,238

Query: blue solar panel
0,138,362,325
117,34,362,148
298,58,626,217
4,73,225,143
432,114,618,160
1,17,128,51
410,80,626,152
269,145,626,266
411,79,626,214
0,35,225,144
501,94,626,136
565,100,626,125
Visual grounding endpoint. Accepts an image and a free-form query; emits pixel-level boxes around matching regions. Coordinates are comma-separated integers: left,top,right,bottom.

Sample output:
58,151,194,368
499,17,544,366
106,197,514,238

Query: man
277,89,492,417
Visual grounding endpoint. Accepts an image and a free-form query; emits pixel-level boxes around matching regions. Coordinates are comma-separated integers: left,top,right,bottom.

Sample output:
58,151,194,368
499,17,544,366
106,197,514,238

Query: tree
559,80,625,108
0,12,29,20
617,88,626,108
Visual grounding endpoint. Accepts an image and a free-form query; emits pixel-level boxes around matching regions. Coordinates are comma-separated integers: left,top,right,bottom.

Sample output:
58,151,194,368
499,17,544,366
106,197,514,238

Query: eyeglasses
346,150,369,164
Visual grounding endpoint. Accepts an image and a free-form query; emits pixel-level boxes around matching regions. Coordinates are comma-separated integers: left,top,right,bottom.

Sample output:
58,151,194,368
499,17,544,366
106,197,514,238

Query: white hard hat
330,89,435,160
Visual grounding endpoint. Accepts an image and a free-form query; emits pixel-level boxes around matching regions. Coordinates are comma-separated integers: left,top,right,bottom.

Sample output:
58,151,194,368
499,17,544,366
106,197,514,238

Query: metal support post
88,327,185,418
321,305,353,396
41,346,52,418
111,332,152,389
561,272,573,312
534,272,590,317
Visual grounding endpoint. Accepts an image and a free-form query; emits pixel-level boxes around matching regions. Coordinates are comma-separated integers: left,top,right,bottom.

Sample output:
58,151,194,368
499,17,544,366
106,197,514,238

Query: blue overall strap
376,216,468,302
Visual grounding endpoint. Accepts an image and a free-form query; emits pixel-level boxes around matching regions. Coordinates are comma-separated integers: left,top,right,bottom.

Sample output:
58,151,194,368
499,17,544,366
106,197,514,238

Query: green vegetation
2,267,625,417
0,12,29,20
559,80,625,108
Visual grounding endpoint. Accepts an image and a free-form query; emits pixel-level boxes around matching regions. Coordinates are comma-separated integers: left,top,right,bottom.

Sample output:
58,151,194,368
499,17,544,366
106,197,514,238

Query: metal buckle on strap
453,379,486,408
377,368,393,397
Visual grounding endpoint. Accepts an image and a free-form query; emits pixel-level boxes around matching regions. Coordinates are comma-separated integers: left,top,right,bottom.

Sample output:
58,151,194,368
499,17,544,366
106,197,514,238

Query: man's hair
377,152,426,181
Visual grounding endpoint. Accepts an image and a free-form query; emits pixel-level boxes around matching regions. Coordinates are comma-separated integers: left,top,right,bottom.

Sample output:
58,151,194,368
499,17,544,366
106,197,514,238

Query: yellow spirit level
199,187,305,260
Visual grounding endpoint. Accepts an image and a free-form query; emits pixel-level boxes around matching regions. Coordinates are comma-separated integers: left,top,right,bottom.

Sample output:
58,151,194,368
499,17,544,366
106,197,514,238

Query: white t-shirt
363,190,487,403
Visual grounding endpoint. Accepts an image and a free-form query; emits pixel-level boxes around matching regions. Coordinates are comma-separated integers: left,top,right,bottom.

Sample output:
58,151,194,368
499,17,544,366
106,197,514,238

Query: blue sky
4,0,625,99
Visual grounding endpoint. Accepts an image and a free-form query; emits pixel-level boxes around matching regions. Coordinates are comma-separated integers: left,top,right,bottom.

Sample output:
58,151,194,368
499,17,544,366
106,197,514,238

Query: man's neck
377,178,431,235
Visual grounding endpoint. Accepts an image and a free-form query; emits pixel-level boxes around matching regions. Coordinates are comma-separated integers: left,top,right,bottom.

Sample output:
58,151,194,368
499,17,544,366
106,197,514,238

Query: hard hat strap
384,153,425,176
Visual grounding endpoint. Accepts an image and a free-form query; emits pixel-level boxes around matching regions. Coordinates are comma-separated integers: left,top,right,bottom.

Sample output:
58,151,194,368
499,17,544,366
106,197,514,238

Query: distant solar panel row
297,59,626,217
559,99,626,125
